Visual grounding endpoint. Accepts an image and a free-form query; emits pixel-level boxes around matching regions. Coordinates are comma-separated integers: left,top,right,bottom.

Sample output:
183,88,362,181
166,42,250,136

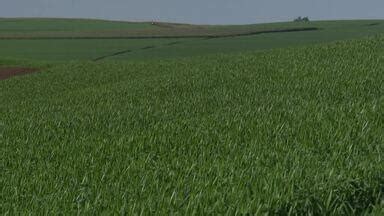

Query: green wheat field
1,18,383,215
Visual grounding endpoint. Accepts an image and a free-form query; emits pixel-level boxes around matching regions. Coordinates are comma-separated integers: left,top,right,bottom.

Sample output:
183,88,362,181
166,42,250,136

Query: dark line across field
0,27,319,40
366,22,380,27
92,38,203,61
92,27,320,61
93,50,133,61
203,27,319,39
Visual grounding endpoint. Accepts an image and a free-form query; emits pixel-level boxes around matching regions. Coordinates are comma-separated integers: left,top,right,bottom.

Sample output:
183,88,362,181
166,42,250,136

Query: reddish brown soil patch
0,67,38,80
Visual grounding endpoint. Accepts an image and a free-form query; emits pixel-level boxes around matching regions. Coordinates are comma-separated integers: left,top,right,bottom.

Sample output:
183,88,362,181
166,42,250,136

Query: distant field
0,18,316,39
0,38,186,61
113,20,384,60
2,36,383,214
0,18,156,32
0,19,383,62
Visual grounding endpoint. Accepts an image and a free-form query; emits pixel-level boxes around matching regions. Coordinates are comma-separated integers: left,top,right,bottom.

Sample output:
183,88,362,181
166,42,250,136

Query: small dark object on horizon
294,16,310,22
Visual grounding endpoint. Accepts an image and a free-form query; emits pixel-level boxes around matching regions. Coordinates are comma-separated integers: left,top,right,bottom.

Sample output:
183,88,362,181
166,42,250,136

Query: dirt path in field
0,67,38,80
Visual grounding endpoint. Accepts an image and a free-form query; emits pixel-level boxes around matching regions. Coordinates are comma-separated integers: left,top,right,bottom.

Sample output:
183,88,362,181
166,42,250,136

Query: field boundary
0,27,319,40
92,27,319,61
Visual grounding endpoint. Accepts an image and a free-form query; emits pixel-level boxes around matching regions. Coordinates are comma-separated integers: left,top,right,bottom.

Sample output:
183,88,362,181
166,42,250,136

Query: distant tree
294,16,310,22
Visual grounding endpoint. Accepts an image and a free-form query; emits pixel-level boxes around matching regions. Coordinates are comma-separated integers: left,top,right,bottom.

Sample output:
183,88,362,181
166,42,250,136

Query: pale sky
1,0,383,24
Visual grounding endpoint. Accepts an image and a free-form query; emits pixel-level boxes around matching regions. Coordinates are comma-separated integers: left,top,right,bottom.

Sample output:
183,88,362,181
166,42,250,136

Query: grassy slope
2,36,383,214
0,19,383,62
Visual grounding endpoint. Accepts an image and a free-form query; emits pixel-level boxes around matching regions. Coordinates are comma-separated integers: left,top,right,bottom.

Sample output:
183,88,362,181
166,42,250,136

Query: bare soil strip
0,67,38,80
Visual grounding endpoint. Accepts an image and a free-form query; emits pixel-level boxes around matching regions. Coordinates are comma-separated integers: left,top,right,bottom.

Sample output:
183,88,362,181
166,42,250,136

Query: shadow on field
366,23,380,27
273,178,384,215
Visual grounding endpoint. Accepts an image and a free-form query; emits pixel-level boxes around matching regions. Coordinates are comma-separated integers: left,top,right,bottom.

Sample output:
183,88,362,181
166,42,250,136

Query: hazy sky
1,0,383,24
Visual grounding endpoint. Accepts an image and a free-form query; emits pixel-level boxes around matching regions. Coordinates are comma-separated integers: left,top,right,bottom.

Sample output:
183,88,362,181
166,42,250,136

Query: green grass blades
1,36,384,214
